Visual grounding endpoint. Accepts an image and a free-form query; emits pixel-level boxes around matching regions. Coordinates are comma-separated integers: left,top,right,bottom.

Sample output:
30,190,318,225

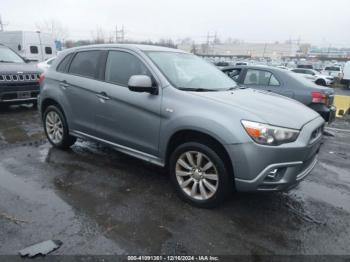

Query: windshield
0,46,24,63
147,51,237,91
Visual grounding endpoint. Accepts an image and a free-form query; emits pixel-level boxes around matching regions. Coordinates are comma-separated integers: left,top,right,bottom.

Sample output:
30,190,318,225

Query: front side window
147,52,236,91
224,69,241,81
105,51,151,86
244,69,271,86
69,51,101,78
45,47,53,54
0,46,24,63
30,46,38,54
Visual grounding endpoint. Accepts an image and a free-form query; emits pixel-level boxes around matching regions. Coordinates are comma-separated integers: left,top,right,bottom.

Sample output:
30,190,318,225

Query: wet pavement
0,105,350,255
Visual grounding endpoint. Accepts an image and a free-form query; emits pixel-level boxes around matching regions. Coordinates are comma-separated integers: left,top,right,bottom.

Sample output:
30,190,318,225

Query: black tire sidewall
43,105,74,149
169,142,232,208
316,79,326,86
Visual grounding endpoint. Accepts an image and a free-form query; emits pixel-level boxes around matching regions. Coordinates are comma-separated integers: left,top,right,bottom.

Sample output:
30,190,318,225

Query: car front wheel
169,142,233,208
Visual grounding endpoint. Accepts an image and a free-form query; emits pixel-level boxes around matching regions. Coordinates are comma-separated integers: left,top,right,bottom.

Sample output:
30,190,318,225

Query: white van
0,31,56,62
342,61,350,88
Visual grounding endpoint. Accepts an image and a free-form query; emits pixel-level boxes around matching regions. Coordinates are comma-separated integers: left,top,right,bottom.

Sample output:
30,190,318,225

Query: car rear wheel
43,105,76,149
316,79,326,86
169,142,233,208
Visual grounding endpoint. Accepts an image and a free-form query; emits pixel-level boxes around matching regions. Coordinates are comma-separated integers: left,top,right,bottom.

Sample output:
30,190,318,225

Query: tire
315,79,326,86
169,141,233,208
43,105,76,149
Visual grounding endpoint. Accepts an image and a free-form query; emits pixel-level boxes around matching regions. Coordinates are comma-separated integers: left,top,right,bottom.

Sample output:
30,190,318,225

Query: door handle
59,81,69,89
96,92,110,101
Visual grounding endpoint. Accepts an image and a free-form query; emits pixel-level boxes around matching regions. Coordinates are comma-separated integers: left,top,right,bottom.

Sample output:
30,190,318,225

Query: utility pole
206,32,216,54
0,15,4,31
327,44,331,58
115,25,125,43
262,43,267,58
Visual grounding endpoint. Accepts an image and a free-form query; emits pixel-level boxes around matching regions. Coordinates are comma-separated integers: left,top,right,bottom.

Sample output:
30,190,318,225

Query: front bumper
0,74,40,104
225,116,324,192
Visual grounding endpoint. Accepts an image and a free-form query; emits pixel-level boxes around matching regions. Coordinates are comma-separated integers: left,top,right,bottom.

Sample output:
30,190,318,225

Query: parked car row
37,44,325,207
290,68,335,86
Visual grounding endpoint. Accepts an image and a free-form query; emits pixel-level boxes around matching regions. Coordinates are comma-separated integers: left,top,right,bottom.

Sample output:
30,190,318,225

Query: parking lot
0,105,349,256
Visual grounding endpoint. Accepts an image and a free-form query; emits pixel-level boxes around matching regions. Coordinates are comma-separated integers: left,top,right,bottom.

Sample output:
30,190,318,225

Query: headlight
241,120,299,146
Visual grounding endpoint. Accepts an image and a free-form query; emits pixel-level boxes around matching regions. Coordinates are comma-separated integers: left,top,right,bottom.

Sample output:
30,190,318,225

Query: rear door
63,50,106,136
94,49,162,156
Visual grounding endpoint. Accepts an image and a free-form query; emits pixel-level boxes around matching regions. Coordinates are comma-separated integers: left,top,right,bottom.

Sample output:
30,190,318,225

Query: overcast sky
1,0,350,47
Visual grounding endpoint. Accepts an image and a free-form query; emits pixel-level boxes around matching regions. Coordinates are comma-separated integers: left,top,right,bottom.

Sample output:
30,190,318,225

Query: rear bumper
225,116,324,192
318,106,336,123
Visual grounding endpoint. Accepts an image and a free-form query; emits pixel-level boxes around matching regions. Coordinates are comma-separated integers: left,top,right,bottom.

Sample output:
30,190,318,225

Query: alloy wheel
45,111,64,144
175,151,219,200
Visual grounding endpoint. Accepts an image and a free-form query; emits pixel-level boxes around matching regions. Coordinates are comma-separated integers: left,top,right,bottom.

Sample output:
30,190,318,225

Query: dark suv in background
0,44,41,106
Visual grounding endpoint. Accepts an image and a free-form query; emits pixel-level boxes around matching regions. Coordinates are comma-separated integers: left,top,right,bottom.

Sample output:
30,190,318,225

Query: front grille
0,73,40,83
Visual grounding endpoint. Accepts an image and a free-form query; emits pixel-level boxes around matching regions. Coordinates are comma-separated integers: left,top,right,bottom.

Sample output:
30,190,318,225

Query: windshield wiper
178,87,218,92
0,60,14,63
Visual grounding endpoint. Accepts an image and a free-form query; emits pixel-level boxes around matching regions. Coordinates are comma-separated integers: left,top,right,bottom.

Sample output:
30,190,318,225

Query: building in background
178,42,299,59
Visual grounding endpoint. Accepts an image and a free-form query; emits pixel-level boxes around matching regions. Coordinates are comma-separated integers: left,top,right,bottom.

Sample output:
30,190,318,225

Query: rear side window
269,75,280,86
69,51,101,79
244,69,271,86
30,46,38,54
45,47,52,54
57,53,74,73
105,51,151,86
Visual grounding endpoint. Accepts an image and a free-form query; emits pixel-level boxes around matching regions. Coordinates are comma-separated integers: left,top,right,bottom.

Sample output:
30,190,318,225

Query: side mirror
128,75,157,94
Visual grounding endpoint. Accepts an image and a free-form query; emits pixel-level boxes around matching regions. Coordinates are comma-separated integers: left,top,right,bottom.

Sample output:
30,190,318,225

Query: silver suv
39,44,324,207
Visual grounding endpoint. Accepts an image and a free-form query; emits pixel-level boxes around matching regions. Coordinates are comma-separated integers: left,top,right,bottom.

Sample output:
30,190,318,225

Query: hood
190,88,320,130
0,62,41,73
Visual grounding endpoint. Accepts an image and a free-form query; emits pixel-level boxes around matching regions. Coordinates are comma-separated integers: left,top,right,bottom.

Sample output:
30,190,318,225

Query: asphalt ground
0,105,349,257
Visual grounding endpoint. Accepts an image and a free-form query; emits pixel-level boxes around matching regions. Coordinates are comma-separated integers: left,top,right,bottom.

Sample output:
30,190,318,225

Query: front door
94,50,162,157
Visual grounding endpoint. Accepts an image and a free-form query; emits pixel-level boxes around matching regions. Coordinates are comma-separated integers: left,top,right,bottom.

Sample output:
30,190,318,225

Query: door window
224,69,241,81
57,53,74,73
105,51,151,86
269,74,280,86
45,47,53,54
69,51,101,79
244,69,271,85
30,46,39,54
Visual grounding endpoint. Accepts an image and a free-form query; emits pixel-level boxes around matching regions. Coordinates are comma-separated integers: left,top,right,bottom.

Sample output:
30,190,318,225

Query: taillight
39,73,45,85
311,92,327,104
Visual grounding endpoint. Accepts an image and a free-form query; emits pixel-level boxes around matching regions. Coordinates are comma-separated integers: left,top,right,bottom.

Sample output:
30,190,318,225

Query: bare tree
35,20,69,41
